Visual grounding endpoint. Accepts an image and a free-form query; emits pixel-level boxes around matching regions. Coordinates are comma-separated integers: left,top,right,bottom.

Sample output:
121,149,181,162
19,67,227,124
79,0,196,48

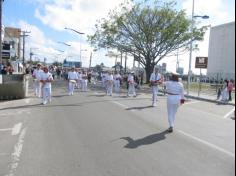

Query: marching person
40,66,53,105
32,63,43,98
127,72,136,97
81,70,88,92
67,67,78,95
106,71,114,96
149,67,162,107
164,72,185,133
113,71,122,95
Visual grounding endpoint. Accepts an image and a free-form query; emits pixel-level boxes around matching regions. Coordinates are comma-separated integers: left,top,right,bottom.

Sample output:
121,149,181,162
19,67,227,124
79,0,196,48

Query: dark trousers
229,90,232,101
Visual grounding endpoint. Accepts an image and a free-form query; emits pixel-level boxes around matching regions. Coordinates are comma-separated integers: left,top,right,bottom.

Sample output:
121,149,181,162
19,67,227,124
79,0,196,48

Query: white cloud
34,0,125,34
17,21,64,63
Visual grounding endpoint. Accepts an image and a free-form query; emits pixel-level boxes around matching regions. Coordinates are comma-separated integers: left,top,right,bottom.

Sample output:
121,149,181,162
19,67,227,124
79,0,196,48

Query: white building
207,22,235,80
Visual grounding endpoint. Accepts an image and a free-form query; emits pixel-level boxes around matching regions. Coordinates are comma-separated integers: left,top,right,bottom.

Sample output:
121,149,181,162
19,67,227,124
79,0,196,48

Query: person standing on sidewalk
164,72,185,133
149,67,162,107
227,79,234,101
40,66,53,105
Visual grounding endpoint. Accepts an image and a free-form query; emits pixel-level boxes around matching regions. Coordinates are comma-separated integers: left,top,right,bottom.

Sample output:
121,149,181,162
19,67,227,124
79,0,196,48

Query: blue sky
2,0,235,73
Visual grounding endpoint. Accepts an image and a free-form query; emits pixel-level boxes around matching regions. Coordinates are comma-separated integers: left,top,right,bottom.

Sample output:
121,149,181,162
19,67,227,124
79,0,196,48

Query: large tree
88,0,207,82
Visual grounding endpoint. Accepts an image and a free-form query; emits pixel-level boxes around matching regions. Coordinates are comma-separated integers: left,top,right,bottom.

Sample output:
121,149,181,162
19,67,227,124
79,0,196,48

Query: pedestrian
220,79,229,102
127,72,136,97
40,66,53,105
81,70,88,92
227,79,234,101
106,71,114,96
32,63,43,97
149,67,162,107
67,67,78,95
164,72,185,133
114,71,122,95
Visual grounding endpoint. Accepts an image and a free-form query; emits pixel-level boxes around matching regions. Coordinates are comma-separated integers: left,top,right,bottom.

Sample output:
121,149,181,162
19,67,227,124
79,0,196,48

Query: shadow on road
120,130,169,149
125,105,153,111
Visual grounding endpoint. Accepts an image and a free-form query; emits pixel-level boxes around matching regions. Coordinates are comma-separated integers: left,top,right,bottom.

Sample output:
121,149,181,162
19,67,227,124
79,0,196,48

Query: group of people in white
32,63,186,133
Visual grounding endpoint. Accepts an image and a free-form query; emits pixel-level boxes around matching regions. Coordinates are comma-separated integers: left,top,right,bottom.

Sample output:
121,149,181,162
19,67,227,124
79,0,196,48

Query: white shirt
165,81,184,99
114,74,121,81
40,72,53,89
150,72,161,82
33,69,43,81
68,71,78,80
128,74,134,84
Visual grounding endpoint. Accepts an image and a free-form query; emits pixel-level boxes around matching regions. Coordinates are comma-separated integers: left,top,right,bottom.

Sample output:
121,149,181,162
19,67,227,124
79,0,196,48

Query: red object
180,99,185,104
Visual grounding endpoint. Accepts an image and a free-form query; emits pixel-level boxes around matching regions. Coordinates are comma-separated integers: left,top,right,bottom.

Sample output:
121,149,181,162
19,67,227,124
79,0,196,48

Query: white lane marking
0,123,22,136
6,128,27,176
178,130,235,158
112,101,128,109
0,128,12,132
11,123,22,136
223,107,235,119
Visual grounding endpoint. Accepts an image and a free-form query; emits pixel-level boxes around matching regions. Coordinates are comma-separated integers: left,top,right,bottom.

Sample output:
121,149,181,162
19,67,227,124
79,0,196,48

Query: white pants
42,87,51,104
167,95,180,127
34,80,42,97
82,79,88,92
114,80,120,94
151,86,158,105
68,82,76,95
128,83,136,96
107,83,113,96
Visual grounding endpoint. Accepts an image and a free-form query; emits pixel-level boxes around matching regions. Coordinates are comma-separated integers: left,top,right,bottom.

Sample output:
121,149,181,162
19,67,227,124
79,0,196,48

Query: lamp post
187,0,209,95
64,27,85,62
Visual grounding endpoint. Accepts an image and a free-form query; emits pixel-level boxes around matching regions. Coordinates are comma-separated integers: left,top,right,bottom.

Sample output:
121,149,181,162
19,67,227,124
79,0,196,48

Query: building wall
207,22,235,80
3,27,21,58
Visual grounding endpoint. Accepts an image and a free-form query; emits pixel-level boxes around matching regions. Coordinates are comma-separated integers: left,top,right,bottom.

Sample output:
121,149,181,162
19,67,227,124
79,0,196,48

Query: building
207,22,235,80
3,27,21,59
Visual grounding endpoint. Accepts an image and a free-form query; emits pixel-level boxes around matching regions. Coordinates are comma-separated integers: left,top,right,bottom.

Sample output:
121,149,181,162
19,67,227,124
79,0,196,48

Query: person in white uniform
106,71,114,96
127,72,136,97
81,71,88,92
164,72,185,133
32,63,43,98
40,66,53,105
67,67,78,95
149,68,162,106
113,71,122,95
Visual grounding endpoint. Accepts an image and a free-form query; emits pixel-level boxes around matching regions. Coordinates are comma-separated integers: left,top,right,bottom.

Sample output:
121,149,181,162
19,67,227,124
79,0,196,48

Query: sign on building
195,57,208,68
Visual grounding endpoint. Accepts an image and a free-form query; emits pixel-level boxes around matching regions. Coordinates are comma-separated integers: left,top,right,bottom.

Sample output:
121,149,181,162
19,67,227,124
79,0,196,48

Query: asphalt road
0,79,235,176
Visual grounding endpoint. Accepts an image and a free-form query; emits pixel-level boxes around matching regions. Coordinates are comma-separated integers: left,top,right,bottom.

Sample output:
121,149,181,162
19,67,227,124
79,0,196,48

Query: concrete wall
207,22,235,80
0,74,29,100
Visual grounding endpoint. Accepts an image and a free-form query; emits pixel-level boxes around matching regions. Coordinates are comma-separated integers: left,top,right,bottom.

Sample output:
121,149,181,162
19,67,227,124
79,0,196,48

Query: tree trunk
144,55,155,84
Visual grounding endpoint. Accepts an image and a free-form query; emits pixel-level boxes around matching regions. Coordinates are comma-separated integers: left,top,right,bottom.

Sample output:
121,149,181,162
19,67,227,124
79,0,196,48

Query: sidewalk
138,84,235,106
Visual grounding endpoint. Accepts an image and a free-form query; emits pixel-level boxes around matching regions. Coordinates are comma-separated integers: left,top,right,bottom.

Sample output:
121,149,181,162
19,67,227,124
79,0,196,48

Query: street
0,79,235,176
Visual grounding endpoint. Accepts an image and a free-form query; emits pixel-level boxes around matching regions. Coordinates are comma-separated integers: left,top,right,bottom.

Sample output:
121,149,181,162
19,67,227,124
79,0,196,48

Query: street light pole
187,0,195,95
64,27,85,63
187,0,209,95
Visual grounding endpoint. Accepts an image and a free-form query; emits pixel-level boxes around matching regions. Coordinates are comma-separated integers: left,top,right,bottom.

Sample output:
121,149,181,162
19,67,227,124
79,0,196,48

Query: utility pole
21,31,30,65
89,51,92,68
0,0,3,65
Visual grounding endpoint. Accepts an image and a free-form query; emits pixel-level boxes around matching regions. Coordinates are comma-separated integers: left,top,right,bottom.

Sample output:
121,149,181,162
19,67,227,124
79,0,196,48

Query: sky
2,0,235,74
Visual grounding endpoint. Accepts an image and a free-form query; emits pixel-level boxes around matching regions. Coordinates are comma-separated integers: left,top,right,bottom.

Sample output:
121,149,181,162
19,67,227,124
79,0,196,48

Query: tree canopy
88,0,208,81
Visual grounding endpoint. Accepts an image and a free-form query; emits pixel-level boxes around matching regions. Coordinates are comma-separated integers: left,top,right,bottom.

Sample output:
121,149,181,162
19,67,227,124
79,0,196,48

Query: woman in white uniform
164,72,185,133
40,66,53,105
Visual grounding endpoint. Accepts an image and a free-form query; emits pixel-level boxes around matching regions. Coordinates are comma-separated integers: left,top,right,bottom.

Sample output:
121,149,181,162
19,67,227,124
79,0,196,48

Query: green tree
88,0,207,82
